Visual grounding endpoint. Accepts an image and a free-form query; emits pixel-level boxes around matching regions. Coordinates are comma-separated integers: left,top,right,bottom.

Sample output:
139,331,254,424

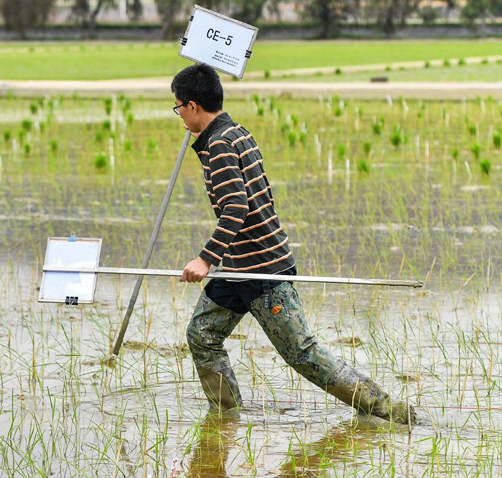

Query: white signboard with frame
39,237,102,304
179,5,259,79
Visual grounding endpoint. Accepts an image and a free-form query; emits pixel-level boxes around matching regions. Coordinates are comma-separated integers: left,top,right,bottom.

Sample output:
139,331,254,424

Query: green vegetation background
0,39,501,80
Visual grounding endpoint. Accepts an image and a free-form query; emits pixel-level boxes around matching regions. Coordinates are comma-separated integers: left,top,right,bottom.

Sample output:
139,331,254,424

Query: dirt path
1,77,502,99
1,54,502,99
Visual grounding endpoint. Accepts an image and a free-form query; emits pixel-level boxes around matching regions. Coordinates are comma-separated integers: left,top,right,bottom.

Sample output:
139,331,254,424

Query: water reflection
187,410,382,478
187,410,239,478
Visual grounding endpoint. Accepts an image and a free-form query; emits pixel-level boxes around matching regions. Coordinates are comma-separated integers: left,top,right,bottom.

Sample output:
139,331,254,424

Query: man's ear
189,100,198,112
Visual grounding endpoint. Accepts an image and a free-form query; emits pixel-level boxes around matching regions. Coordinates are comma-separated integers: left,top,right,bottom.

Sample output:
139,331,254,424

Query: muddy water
1,99,502,477
1,256,501,477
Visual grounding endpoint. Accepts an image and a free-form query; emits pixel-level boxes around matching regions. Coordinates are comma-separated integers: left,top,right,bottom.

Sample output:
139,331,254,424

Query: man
172,64,414,424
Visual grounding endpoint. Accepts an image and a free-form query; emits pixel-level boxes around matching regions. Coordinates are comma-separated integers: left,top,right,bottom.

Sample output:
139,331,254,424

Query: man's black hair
171,64,223,113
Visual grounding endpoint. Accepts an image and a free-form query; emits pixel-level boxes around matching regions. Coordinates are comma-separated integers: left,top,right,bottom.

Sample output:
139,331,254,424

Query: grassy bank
0,39,502,80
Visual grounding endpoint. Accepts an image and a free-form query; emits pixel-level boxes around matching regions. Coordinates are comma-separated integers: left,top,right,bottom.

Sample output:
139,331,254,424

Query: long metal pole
111,130,191,357
43,265,423,288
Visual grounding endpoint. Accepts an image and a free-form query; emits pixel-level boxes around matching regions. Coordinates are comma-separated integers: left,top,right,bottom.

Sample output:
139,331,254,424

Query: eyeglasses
173,101,188,115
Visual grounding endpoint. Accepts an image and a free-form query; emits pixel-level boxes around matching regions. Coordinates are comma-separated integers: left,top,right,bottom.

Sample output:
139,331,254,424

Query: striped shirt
192,112,295,274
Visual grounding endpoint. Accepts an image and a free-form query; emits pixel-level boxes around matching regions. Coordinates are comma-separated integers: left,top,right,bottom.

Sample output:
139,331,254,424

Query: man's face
174,98,199,133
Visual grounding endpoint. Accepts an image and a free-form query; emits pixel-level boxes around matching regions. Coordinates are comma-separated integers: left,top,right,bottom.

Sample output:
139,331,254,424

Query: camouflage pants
186,281,412,423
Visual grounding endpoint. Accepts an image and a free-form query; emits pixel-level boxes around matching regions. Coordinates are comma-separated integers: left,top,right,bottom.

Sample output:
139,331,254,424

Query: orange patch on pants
271,305,282,315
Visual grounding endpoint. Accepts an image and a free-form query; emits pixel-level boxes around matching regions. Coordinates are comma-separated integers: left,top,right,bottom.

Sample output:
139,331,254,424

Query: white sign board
39,237,102,304
179,5,258,79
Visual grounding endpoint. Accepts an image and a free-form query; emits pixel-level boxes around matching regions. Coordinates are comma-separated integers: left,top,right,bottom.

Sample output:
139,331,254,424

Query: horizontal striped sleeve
209,152,239,164
247,202,272,216
241,159,262,173
203,248,222,261
221,124,241,137
199,135,248,267
210,237,229,248
213,177,244,191
211,165,240,177
240,215,278,233
216,226,237,236
231,133,252,147
245,173,266,188
248,187,269,202
220,214,245,224
192,113,295,275
240,146,260,159
209,139,227,148
226,204,250,210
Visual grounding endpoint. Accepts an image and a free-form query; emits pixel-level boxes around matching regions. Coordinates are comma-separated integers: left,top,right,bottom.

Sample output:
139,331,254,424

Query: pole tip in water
101,353,117,368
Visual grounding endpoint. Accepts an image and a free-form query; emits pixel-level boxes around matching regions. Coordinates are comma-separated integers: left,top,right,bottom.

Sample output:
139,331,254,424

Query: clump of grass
493,129,501,149
372,117,384,135
102,120,112,131
257,106,264,116
452,148,459,161
363,142,371,156
357,159,370,172
470,142,481,159
49,138,58,153
479,159,491,175
264,70,271,79
299,131,307,145
24,143,31,155
337,144,345,160
424,60,431,68
39,121,46,133
29,103,38,115
390,125,404,148
443,59,450,67
94,152,108,169
147,139,158,152
124,140,132,152
287,131,297,147
95,131,104,143
458,58,466,66
335,67,342,75
120,96,132,113
280,122,290,133
481,57,489,65
21,119,32,132
468,124,477,136
18,129,26,143
3,130,11,142
127,112,134,125
291,114,299,126
104,97,113,115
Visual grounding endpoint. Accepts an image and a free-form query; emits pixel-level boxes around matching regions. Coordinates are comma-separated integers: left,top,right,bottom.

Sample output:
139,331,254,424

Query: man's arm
181,136,248,282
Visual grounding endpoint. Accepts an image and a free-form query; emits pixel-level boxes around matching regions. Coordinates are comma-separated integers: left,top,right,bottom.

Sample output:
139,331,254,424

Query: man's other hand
181,257,211,283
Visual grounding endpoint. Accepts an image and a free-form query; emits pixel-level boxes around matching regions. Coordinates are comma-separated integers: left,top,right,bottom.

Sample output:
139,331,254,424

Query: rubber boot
250,282,415,425
324,358,414,424
196,363,243,411
186,290,245,411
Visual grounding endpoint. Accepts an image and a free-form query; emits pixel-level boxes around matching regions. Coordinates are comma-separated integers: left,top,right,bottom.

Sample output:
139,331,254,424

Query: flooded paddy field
1,95,502,477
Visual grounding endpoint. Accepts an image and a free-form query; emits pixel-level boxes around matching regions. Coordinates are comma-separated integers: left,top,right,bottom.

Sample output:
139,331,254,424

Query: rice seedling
493,129,501,149
479,159,491,175
470,141,482,159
